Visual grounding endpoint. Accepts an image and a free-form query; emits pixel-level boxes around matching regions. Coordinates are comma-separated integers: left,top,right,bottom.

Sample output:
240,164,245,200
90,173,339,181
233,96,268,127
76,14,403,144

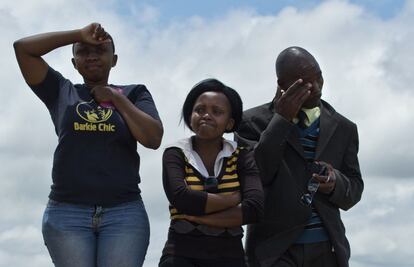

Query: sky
0,0,413,266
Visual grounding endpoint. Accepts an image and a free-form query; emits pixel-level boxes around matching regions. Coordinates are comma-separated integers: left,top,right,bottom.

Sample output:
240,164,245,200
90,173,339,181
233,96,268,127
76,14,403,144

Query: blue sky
115,0,406,23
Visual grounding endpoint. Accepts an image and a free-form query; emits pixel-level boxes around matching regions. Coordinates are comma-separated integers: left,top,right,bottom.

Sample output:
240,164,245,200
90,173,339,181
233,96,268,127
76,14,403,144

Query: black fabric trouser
159,254,247,267
272,241,338,267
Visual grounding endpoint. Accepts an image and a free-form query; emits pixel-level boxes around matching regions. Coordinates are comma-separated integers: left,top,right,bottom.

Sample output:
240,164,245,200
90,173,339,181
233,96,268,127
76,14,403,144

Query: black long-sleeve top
161,146,264,259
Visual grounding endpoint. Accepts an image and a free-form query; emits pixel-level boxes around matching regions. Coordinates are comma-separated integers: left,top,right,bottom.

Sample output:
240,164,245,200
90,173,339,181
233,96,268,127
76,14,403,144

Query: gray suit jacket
235,100,363,267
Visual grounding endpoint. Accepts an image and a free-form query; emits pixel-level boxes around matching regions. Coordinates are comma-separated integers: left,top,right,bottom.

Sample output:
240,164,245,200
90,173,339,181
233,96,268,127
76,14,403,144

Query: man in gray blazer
235,47,363,267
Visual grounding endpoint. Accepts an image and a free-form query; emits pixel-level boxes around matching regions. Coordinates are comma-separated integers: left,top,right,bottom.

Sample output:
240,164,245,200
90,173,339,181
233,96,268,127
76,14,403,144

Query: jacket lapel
315,102,338,159
287,130,305,158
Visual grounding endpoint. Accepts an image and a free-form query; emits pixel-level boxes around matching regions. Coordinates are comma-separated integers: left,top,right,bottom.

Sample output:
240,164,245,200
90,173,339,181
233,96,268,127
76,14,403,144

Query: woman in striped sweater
159,79,264,267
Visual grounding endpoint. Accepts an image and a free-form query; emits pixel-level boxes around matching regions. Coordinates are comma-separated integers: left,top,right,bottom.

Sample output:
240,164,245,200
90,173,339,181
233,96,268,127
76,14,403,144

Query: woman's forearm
14,30,82,57
187,205,243,228
112,92,163,149
204,192,241,214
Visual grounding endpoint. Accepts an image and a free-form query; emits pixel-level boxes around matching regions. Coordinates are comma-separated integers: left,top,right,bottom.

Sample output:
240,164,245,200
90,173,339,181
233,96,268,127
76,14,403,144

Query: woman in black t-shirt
14,23,163,267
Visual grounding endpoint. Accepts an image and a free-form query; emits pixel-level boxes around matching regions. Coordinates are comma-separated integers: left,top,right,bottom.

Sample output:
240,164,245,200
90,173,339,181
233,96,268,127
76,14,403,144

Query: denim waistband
47,198,143,209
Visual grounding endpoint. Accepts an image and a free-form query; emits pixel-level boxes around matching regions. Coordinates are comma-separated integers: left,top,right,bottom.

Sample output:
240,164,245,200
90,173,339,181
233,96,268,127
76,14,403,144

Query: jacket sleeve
238,148,264,224
162,147,208,215
329,123,364,210
253,113,295,186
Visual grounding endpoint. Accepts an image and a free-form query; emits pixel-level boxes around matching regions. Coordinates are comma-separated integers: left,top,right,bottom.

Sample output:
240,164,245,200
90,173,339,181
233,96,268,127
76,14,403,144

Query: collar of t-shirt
166,137,238,178
292,106,321,127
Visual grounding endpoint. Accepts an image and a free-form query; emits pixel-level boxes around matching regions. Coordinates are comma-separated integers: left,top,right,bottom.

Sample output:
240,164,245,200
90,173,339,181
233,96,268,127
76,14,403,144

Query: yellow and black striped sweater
161,145,264,259
169,147,242,221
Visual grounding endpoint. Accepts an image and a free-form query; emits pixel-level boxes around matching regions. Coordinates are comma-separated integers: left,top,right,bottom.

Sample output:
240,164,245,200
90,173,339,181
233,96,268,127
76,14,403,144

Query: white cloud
344,176,414,266
1,0,413,266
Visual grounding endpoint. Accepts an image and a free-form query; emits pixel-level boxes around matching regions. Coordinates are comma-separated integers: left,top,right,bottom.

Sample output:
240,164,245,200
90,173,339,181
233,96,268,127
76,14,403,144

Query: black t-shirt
30,67,161,206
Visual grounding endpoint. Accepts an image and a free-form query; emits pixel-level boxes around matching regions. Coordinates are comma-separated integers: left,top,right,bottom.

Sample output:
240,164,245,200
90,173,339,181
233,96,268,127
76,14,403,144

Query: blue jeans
42,199,150,267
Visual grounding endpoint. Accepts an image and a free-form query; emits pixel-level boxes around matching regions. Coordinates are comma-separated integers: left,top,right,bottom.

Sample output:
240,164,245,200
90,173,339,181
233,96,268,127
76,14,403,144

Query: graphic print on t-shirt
77,100,113,123
74,100,116,132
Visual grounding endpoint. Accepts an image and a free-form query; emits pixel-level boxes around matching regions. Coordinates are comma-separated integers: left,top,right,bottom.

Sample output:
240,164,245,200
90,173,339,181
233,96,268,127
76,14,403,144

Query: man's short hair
276,46,319,79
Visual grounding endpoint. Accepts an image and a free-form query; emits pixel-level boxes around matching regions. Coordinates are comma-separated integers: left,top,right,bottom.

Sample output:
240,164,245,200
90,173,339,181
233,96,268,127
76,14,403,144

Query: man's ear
275,85,283,99
111,54,118,67
71,58,77,69
275,80,283,99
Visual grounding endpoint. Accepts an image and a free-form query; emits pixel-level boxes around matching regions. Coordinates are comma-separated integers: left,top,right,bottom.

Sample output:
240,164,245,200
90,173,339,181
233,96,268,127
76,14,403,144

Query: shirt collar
293,106,321,126
166,137,238,177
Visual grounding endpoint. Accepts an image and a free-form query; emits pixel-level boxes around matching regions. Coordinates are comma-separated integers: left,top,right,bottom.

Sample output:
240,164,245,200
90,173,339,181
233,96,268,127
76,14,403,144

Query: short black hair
275,46,320,79
182,78,243,133
72,34,115,55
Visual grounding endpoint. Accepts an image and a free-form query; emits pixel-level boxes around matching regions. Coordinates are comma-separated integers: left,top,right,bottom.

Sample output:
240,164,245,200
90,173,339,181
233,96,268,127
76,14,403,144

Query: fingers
90,85,107,102
312,161,334,184
312,168,335,194
317,182,335,194
284,79,304,95
274,79,312,120
291,81,311,103
297,84,311,103
279,79,312,105
91,23,110,42
312,173,328,183
313,173,333,184
283,79,306,96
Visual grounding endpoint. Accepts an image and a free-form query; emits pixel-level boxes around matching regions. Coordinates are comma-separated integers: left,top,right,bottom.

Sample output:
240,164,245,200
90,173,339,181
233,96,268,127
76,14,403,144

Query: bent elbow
141,133,162,149
13,39,29,54
252,206,265,223
142,139,161,149
138,125,163,149
13,40,24,55
341,194,363,211
255,200,265,223
13,39,22,49
242,199,265,225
